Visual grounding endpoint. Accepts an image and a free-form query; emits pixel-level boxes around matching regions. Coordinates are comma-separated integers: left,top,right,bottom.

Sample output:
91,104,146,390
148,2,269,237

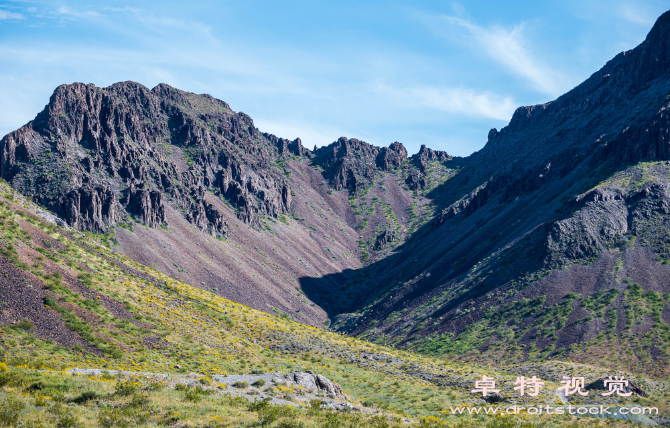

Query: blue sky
0,1,667,156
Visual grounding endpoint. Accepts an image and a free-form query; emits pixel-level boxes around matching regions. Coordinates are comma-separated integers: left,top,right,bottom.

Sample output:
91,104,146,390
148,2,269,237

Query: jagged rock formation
0,82,304,232
311,137,446,194
373,229,398,250
0,78,453,325
312,137,389,194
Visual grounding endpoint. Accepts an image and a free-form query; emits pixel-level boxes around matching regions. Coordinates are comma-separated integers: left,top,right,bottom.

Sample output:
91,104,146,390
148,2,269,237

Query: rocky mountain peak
0,82,301,232
312,137,414,194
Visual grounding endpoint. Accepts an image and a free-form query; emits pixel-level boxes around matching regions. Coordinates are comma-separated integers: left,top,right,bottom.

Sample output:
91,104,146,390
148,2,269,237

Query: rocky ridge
0,82,302,234
325,9,670,375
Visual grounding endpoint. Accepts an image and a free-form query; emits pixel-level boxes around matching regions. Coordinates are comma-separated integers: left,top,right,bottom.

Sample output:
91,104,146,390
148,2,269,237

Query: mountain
0,81,447,326
326,10,670,376
2,9,670,381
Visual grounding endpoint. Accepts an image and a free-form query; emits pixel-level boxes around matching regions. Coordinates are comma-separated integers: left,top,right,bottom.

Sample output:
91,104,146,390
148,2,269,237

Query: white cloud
0,10,24,20
56,6,102,18
375,82,516,121
420,13,569,96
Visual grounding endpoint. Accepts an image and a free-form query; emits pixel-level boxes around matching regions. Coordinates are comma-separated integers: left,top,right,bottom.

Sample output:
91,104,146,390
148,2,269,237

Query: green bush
0,369,23,388
252,379,266,387
0,395,25,426
233,380,249,388
98,392,150,428
144,381,164,391
181,386,211,402
114,379,139,396
248,399,293,426
98,405,147,428
48,403,79,428
69,390,98,404
10,319,34,332
277,421,305,428
306,399,323,416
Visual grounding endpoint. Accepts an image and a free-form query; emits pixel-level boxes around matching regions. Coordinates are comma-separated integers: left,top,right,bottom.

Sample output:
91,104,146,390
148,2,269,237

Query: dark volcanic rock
312,137,383,194
64,186,118,232
413,144,451,173
373,229,398,250
0,81,302,231
125,183,166,228
313,138,445,193
376,141,407,171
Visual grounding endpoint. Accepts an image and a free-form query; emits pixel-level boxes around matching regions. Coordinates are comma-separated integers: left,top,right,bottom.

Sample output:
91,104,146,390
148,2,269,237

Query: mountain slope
0,82,447,324
0,181,667,427
324,10,670,376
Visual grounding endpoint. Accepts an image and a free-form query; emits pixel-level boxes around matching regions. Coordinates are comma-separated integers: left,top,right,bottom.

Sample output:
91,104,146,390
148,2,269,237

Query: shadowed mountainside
322,9,670,376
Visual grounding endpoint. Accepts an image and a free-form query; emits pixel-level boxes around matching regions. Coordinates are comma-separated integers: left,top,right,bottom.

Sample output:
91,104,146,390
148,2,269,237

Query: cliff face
0,82,301,233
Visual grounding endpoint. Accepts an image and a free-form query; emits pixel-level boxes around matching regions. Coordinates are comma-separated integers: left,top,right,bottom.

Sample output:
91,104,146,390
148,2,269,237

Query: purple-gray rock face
311,137,448,194
313,137,386,194
0,82,309,232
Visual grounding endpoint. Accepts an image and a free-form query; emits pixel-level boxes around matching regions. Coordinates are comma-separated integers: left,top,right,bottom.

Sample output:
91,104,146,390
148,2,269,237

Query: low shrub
114,379,139,396
182,386,211,402
0,395,25,427
69,390,98,404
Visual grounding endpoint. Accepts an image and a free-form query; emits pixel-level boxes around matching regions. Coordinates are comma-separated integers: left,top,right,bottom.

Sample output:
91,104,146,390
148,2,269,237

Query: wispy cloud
617,4,658,26
375,82,516,121
0,9,24,20
56,6,102,18
419,13,569,96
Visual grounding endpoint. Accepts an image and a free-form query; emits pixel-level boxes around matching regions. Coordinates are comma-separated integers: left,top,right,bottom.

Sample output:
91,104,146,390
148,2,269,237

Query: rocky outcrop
0,82,299,232
125,184,166,228
281,371,345,398
375,142,407,171
313,138,415,194
204,203,228,238
265,133,312,158
374,229,398,250
63,187,118,232
312,137,382,194
413,144,451,173
403,145,452,190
